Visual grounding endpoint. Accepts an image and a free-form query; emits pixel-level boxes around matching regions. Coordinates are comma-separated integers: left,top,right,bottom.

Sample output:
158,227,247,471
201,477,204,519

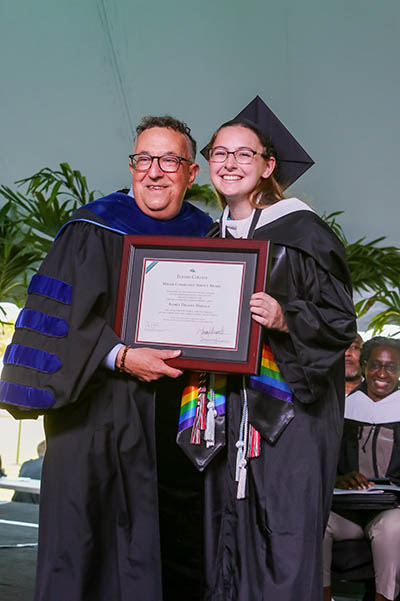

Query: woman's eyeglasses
209,147,266,165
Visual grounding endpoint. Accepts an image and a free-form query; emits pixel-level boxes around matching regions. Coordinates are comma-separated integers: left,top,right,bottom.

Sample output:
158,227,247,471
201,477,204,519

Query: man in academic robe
345,332,363,396
0,115,212,601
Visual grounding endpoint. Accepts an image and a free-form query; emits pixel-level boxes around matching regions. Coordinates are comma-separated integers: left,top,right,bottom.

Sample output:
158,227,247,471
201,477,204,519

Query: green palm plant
346,238,400,294
0,163,97,324
355,289,400,336
323,211,400,334
0,162,96,256
0,201,42,319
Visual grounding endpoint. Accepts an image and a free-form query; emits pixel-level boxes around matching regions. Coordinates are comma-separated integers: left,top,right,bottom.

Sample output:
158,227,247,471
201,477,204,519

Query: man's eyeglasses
366,360,400,374
208,147,266,165
129,154,191,173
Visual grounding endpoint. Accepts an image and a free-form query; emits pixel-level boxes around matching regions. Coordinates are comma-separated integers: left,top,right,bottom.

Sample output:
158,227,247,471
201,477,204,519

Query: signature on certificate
197,326,226,344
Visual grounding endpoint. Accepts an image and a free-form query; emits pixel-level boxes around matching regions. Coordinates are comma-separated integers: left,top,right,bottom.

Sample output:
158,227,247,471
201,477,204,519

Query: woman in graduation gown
323,337,400,601
201,98,357,601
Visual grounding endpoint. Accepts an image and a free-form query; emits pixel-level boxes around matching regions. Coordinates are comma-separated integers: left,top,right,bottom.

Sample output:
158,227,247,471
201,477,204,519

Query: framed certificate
115,236,271,374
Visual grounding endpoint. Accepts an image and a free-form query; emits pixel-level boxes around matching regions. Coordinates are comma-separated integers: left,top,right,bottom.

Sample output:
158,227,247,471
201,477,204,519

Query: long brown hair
205,119,285,210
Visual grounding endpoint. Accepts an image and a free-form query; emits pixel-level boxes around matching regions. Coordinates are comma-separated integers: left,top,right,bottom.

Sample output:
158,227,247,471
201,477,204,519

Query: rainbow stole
178,373,227,434
249,344,293,402
178,343,292,438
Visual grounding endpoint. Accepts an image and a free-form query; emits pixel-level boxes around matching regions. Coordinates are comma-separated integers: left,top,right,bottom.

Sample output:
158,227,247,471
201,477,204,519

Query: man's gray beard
345,371,361,382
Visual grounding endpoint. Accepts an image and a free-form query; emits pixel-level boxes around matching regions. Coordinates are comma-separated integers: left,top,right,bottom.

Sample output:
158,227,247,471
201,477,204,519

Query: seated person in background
12,440,46,504
345,332,363,396
323,336,400,601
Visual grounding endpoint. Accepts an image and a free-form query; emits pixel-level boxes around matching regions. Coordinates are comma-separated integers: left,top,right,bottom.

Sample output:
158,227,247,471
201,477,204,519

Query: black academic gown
204,202,356,601
0,193,211,601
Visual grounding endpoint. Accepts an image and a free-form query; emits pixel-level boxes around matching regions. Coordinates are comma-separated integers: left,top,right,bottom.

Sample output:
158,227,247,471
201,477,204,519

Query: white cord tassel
235,439,245,482
205,374,217,447
235,377,249,499
236,459,248,500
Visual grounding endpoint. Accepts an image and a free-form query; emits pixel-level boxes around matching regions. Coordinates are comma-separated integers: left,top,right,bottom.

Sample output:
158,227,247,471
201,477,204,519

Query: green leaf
0,201,41,306
354,296,378,318
321,211,347,245
184,183,219,207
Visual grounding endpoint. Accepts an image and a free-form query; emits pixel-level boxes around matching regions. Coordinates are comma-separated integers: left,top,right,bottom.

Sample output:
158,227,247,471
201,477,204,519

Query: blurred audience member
0,455,6,477
12,440,46,504
323,337,400,601
345,333,363,396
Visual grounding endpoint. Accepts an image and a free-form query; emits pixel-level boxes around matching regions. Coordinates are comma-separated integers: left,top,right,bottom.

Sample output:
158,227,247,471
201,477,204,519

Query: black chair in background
331,539,375,601
332,539,400,601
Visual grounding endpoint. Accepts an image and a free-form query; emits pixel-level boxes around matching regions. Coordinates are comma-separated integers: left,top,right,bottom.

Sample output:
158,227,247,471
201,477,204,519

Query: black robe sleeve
0,221,123,418
267,244,356,404
211,211,357,406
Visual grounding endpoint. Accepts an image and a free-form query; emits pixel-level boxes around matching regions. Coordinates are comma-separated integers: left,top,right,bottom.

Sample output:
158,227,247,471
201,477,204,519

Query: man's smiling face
130,127,198,220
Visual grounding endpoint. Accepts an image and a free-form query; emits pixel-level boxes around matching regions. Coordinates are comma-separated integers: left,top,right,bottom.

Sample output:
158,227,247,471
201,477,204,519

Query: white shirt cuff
103,343,124,370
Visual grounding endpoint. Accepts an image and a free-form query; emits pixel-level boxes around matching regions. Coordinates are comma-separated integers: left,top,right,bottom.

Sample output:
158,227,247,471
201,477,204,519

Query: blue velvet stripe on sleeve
4,344,61,373
28,274,73,304
0,380,55,409
15,309,69,337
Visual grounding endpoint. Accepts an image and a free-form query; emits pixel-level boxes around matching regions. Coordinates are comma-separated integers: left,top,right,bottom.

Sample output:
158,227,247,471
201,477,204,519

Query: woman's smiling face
365,345,400,402
208,125,275,208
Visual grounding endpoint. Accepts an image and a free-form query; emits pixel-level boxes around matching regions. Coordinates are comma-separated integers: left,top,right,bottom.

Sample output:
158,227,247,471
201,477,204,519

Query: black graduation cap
201,95,314,189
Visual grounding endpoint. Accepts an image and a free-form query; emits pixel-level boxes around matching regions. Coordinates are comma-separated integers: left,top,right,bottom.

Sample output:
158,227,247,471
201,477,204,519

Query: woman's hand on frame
249,292,288,333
